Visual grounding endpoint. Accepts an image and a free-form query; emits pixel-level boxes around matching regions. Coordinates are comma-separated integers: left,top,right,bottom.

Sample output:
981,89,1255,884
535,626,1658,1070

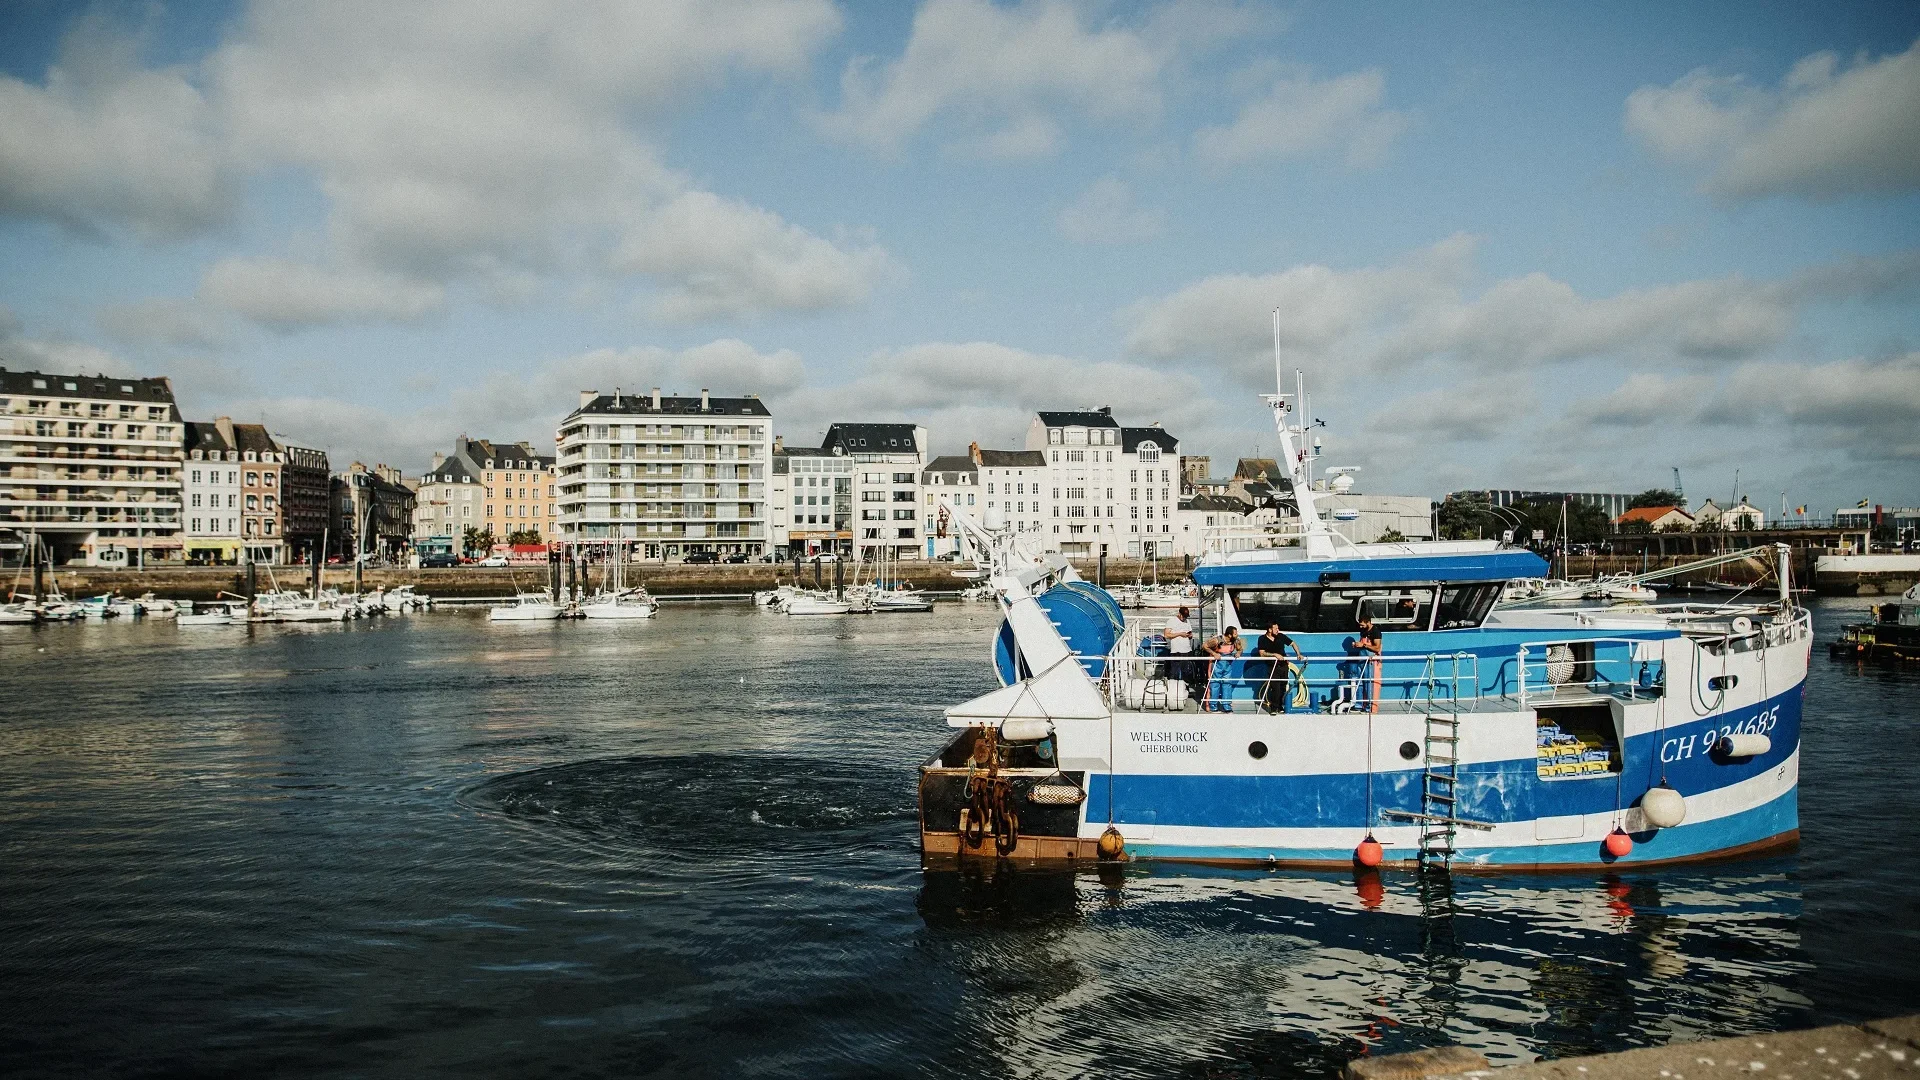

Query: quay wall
13,558,1186,601
9,552,1821,602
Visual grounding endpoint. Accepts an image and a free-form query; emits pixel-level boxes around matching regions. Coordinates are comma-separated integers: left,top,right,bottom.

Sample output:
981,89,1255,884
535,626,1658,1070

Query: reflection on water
0,601,1912,1077
913,860,1806,1075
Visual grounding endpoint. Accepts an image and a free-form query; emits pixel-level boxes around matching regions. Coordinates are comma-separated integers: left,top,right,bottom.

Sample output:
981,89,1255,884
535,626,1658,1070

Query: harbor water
1,599,1916,1077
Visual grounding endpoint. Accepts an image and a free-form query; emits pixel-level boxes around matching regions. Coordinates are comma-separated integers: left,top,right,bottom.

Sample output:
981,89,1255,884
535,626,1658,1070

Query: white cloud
1710,352,1920,460
0,305,137,378
0,16,231,239
200,258,447,330
1124,233,1477,379
1057,177,1165,244
1122,234,1920,386
818,0,1166,154
1193,67,1407,168
610,191,898,323
4,3,888,327
1625,37,1920,198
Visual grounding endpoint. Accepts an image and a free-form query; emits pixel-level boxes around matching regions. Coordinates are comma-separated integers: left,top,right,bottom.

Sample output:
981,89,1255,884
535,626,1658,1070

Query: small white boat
581,589,657,620
490,591,562,621
178,602,241,627
0,604,36,625
867,586,933,612
785,594,852,616
137,594,178,618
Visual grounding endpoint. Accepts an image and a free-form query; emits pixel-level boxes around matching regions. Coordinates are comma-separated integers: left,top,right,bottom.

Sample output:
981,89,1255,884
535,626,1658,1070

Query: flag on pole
1795,505,1807,515
1858,498,1871,507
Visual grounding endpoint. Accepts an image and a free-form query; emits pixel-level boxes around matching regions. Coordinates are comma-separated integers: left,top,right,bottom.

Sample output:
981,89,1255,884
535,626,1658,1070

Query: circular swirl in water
460,753,915,857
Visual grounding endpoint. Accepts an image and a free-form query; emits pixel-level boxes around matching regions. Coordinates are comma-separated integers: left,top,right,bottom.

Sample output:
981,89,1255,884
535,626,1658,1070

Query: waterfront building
413,437,555,556
822,422,927,564
0,367,184,565
1695,497,1764,530
1023,408,1179,559
773,441,850,559
556,388,772,560
1614,505,1695,532
1317,492,1436,543
1171,493,1262,557
971,445,1048,545
278,440,332,562
920,454,979,559
182,418,244,563
330,463,416,564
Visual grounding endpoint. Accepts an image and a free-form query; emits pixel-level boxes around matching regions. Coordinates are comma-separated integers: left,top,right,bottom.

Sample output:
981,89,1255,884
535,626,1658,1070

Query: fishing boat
1829,583,1920,662
489,590,562,622
920,366,1808,871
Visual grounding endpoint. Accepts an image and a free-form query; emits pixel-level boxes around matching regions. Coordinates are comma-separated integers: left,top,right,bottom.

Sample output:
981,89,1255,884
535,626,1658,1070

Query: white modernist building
823,422,927,564
1023,408,1179,559
556,388,773,560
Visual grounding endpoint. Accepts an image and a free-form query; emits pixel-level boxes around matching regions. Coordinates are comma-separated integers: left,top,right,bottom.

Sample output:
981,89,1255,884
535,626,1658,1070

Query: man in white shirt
1164,606,1197,708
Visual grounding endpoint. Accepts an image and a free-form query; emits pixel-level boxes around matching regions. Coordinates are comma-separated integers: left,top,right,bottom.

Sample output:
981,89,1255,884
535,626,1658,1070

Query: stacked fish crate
1535,719,1616,778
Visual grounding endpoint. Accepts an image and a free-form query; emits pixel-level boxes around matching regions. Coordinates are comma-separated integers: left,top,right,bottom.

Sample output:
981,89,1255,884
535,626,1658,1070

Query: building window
1139,443,1160,463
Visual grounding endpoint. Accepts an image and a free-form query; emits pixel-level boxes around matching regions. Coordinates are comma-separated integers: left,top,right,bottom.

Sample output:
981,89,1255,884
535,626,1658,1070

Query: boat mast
1269,310,1336,559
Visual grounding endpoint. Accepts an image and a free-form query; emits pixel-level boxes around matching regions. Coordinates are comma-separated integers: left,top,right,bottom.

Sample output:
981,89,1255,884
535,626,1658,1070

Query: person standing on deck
1254,623,1303,714
1164,606,1197,709
1203,627,1242,712
1355,613,1383,713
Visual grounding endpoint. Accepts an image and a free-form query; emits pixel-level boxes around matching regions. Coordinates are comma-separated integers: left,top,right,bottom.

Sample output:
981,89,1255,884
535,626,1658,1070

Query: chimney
1099,406,1112,416
773,434,785,453
579,389,597,409
969,440,981,464
215,415,235,449
431,451,446,471
614,387,622,406
700,388,710,412
652,387,661,409
1151,420,1162,428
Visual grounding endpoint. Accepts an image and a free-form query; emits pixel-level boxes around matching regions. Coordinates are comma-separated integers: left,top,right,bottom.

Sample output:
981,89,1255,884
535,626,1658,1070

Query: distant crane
1672,467,1685,508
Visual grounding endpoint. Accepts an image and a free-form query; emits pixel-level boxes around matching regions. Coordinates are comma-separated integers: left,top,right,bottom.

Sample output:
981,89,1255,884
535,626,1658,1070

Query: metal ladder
1384,654,1492,865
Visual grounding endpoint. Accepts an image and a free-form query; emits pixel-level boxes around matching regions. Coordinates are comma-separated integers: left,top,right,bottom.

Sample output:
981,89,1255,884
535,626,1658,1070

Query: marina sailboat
921,360,1808,871
580,547,657,620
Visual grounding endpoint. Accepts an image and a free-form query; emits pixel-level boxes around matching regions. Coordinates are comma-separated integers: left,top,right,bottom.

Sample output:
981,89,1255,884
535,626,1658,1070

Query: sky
1,0,1917,514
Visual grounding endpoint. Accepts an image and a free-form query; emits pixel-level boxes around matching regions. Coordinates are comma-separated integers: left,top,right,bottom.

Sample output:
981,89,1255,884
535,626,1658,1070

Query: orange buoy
1097,826,1126,861
1603,828,1633,858
1354,834,1384,867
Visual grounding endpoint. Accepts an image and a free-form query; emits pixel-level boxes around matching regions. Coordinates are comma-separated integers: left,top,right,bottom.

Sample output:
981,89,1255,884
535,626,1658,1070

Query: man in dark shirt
1253,623,1302,713
1355,613,1383,712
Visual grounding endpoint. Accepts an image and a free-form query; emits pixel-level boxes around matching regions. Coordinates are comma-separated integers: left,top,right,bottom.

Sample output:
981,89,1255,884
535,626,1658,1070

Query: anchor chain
962,726,1021,856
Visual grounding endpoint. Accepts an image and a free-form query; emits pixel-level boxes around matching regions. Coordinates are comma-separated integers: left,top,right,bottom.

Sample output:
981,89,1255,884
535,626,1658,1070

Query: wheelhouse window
1434,583,1502,630
1231,584,1473,633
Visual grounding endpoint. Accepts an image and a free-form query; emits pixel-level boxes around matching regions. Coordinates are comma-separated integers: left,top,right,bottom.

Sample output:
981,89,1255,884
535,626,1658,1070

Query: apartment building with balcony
0,367,183,565
1024,407,1180,559
556,388,772,560
278,441,332,561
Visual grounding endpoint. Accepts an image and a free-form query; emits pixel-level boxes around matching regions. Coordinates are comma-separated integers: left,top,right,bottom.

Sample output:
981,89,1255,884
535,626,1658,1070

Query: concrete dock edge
1345,1015,1920,1080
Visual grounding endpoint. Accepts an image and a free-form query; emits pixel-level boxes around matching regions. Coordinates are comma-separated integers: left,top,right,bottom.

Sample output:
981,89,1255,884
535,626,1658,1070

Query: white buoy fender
1716,733,1771,758
998,718,1054,743
1640,785,1687,829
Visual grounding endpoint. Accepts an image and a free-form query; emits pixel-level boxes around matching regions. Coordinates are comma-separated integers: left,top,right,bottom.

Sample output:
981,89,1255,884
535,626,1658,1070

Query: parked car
759,552,786,563
724,552,750,564
420,553,460,568
477,555,510,567
683,551,720,564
